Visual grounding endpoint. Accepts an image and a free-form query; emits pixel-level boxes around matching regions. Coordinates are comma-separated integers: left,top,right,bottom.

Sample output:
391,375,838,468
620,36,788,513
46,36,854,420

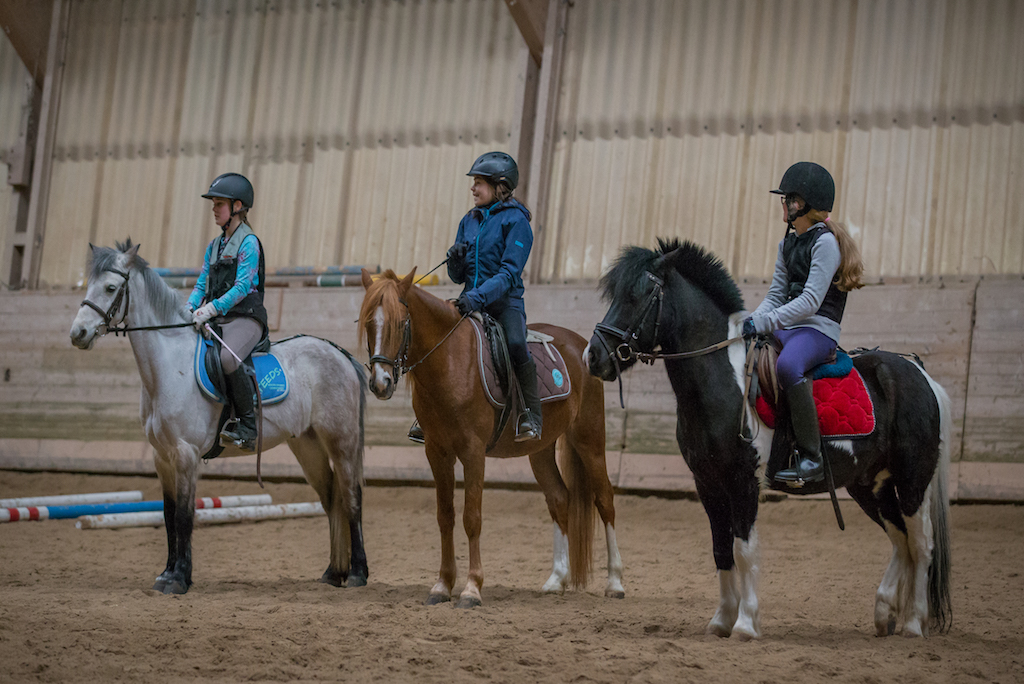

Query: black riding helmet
202,172,254,212
770,162,835,212
467,152,518,192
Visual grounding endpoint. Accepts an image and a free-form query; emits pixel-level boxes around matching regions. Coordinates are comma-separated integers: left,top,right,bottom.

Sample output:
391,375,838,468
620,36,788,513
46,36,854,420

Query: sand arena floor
1,470,1022,683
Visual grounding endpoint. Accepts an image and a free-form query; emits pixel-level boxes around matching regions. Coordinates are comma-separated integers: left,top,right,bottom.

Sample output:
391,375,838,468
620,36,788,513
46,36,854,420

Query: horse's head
587,244,669,381
359,267,417,399
587,238,744,382
70,240,142,349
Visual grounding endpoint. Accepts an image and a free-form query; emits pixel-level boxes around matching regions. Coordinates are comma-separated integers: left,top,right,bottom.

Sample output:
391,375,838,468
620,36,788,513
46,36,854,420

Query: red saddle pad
755,367,875,438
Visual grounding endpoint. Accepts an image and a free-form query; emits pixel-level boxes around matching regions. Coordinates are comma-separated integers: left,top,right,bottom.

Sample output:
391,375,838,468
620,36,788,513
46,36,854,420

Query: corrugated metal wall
0,36,31,275
540,0,1024,282
38,0,521,287
17,0,1024,286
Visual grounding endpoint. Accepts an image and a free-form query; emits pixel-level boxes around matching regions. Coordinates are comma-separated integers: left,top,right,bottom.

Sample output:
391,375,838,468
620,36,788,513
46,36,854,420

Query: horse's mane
358,270,407,350
601,238,745,316
89,238,189,323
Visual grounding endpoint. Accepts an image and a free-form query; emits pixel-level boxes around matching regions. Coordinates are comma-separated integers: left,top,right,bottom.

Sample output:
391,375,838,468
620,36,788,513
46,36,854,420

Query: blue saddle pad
812,349,854,380
194,336,289,405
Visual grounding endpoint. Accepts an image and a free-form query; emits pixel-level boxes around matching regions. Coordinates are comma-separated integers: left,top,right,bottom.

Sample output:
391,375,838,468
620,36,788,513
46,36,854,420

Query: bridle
593,271,666,366
80,267,132,335
367,304,413,382
592,270,742,409
366,298,468,383
79,267,192,336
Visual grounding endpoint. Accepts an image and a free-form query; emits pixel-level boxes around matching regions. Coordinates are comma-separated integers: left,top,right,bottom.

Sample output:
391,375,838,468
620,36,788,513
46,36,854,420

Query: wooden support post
2,76,41,289
525,0,569,284
503,0,548,66
21,0,69,290
509,45,540,206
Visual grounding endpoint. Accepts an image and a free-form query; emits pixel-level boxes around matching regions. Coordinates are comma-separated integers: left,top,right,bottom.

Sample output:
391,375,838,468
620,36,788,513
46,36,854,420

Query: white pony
70,239,367,594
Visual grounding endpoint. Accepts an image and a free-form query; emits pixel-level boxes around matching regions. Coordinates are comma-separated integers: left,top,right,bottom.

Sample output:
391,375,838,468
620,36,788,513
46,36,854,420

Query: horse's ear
360,268,375,290
398,268,417,295
126,242,141,259
88,242,95,253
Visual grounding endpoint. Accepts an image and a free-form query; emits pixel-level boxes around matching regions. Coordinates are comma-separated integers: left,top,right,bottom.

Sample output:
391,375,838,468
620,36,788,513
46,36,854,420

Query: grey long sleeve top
750,223,842,343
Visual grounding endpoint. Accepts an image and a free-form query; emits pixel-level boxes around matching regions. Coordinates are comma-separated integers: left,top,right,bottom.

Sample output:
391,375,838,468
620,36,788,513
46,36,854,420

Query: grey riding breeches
219,316,263,374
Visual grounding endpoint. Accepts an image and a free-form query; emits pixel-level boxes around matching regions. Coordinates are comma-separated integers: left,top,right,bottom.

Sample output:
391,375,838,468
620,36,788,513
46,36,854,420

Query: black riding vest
204,227,268,330
781,224,847,324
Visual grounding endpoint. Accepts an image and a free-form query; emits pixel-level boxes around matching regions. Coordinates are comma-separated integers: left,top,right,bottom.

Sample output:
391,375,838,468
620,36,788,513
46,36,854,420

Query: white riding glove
192,302,218,333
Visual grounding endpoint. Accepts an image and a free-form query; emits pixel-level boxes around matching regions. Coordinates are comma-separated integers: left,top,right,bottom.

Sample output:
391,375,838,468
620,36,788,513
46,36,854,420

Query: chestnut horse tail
560,436,595,590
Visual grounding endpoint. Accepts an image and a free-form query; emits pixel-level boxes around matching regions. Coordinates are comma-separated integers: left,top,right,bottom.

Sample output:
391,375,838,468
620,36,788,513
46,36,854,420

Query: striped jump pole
1,494,272,523
77,502,325,530
0,491,144,508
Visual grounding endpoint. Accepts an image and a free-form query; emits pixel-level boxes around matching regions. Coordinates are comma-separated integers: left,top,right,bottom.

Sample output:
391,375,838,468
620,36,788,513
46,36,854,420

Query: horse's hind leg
858,478,913,637
528,445,570,594
568,425,624,598
902,483,936,638
289,432,356,587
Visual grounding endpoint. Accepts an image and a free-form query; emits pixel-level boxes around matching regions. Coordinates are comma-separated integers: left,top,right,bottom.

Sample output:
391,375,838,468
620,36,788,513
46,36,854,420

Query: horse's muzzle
585,337,618,381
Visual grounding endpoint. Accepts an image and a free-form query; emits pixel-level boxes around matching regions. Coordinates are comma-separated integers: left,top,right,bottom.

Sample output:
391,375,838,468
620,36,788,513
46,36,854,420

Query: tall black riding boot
773,377,824,486
220,367,258,451
513,358,543,442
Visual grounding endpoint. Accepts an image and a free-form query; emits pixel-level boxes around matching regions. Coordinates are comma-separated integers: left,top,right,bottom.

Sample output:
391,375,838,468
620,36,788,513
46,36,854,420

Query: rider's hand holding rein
192,302,217,333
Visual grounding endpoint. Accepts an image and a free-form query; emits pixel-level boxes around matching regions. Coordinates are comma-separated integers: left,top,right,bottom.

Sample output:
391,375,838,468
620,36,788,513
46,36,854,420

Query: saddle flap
469,318,572,410
194,335,290,406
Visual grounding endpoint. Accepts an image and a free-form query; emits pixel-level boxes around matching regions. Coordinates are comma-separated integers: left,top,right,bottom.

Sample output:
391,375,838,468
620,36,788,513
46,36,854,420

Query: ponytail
808,210,864,291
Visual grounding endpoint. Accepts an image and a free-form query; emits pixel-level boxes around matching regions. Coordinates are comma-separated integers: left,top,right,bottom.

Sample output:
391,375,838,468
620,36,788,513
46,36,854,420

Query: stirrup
514,411,541,443
773,454,824,487
408,420,425,444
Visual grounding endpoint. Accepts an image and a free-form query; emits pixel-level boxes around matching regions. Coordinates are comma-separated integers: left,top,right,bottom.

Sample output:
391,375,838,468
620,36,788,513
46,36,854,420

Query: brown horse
359,269,623,607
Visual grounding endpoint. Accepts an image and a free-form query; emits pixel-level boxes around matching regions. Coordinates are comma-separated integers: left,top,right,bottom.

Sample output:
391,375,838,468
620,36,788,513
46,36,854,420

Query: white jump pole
77,502,324,530
2,494,273,523
0,491,143,508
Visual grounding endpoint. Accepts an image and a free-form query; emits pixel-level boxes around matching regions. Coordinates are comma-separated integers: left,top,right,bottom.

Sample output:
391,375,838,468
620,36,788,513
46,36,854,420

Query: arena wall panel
1,279,1021,499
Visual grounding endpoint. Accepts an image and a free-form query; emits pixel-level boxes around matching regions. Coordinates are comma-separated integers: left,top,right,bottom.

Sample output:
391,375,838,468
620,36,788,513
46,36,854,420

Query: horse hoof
605,588,625,599
319,568,346,587
346,573,368,588
705,623,731,639
456,595,482,609
425,593,451,606
152,579,168,592
162,579,189,595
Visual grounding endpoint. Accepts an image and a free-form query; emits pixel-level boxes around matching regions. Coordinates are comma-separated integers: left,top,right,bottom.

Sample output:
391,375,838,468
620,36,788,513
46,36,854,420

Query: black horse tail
922,367,953,634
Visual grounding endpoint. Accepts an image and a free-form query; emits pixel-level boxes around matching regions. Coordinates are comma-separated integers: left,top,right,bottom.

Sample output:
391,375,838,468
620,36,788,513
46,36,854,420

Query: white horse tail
921,366,953,633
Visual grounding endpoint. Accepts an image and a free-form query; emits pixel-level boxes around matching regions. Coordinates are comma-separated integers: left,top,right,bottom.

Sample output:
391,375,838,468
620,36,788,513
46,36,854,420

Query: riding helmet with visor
467,152,519,192
770,161,835,212
202,172,254,211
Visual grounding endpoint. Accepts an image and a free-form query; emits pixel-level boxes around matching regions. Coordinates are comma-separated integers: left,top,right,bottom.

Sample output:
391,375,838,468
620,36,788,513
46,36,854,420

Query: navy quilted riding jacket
449,199,533,313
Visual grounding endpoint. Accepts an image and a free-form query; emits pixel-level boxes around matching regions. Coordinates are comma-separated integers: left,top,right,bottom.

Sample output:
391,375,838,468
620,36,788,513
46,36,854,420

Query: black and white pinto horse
586,239,952,639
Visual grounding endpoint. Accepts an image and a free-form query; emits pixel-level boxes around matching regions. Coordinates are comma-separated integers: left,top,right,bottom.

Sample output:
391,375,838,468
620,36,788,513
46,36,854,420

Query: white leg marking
707,569,739,638
542,523,569,594
603,523,625,598
731,527,761,640
903,483,935,637
877,519,911,637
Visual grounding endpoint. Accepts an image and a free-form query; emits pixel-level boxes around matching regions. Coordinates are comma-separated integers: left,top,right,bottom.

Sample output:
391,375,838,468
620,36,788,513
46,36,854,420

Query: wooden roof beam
0,0,53,86
503,0,549,65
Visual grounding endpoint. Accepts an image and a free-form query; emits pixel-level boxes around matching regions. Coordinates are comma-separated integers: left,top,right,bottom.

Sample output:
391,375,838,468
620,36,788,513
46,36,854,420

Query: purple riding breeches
774,327,838,389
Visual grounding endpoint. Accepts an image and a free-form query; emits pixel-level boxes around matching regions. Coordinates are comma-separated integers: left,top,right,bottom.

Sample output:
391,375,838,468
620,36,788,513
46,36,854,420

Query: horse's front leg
698,483,740,638
457,454,485,608
425,444,457,605
152,458,178,592
153,448,199,595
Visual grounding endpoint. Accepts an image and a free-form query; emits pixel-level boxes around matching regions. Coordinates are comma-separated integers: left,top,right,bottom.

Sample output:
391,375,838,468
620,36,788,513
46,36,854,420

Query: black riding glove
446,242,471,283
741,317,757,340
455,293,474,316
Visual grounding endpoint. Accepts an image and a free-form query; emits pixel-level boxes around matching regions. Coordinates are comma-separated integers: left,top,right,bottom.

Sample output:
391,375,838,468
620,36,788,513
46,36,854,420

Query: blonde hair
807,209,863,291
